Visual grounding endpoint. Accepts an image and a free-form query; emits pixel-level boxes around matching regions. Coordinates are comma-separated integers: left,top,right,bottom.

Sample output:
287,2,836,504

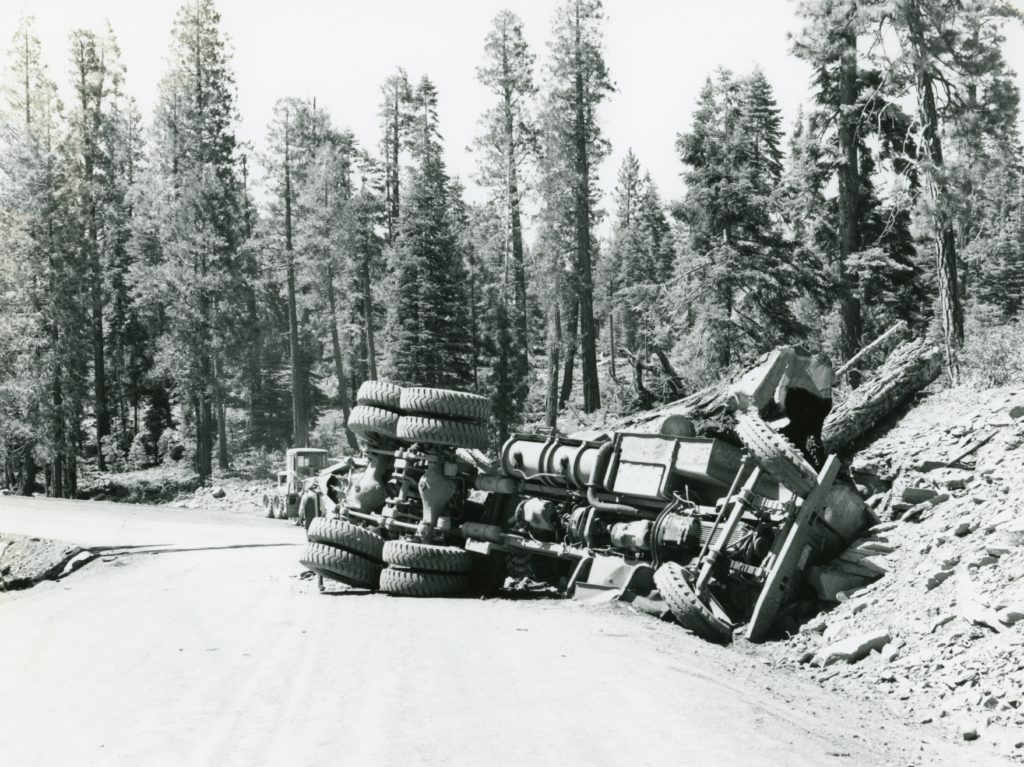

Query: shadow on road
107,542,300,556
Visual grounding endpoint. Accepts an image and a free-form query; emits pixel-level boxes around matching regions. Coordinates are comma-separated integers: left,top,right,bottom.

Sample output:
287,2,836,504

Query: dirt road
0,497,1003,766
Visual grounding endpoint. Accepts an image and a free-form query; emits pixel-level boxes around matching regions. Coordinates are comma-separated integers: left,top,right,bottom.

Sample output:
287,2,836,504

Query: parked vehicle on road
263,448,329,524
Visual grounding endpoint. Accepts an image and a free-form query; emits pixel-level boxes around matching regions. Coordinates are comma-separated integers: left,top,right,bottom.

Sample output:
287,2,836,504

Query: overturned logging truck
299,341,941,643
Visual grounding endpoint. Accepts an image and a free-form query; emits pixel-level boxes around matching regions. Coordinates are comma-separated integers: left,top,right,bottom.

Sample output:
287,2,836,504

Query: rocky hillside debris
170,480,268,511
0,534,90,591
754,385,1024,748
808,529,898,603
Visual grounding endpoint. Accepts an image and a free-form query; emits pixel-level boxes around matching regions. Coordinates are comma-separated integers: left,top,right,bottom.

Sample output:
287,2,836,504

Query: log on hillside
617,347,834,445
822,338,942,453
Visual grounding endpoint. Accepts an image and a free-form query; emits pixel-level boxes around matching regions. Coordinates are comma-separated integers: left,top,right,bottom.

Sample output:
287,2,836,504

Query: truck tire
382,540,474,573
308,517,384,562
300,542,381,590
396,415,488,451
399,387,491,423
348,405,400,441
654,562,733,645
356,380,401,411
735,409,818,496
379,567,471,598
263,494,273,518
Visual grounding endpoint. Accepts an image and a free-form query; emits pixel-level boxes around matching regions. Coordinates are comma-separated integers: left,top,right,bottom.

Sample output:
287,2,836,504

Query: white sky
3,0,1024,213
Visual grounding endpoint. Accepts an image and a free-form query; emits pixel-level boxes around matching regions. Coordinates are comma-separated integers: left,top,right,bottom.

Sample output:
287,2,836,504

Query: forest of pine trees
1,0,1023,495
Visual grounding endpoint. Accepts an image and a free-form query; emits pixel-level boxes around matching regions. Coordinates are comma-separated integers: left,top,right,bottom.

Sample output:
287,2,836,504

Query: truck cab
267,448,328,521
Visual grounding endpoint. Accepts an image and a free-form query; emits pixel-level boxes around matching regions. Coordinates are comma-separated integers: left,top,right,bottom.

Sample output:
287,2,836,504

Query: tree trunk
837,16,863,385
545,302,561,429
908,3,963,382
194,386,213,482
822,338,942,453
608,308,617,382
19,447,36,496
468,249,479,389
573,17,600,414
559,293,578,407
504,85,529,391
286,262,307,448
284,115,307,448
360,253,378,380
214,351,228,470
50,341,64,499
652,345,685,398
245,282,261,440
327,271,358,450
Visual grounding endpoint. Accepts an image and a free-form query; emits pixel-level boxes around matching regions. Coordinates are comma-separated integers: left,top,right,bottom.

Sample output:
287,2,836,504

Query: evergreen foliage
0,0,1022,493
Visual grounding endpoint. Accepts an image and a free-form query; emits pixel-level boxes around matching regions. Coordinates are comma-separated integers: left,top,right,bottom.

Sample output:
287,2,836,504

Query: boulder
959,722,980,742
902,486,938,505
926,569,954,590
807,565,877,603
814,630,891,666
997,603,1024,627
211,486,226,499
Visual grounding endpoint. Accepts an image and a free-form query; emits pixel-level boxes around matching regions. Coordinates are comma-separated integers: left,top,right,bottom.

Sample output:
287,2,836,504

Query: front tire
300,542,380,590
308,517,385,562
654,562,733,644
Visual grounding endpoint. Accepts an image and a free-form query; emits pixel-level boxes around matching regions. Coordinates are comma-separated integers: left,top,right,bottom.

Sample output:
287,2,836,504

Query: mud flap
567,554,655,602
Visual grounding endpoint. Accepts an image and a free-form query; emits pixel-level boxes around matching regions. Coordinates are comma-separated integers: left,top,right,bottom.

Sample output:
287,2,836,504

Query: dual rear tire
351,380,491,451
378,540,505,598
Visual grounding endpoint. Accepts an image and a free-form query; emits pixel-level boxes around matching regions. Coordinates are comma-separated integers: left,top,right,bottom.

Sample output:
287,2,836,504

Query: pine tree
608,150,673,359
66,25,137,469
539,0,613,414
861,0,1020,380
385,77,473,388
133,0,245,480
475,10,536,417
297,124,360,449
676,69,805,374
0,15,89,496
790,4,928,368
339,173,385,385
379,69,411,244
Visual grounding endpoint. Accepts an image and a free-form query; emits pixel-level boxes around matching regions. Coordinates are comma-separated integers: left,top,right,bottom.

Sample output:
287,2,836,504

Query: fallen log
822,337,942,453
834,321,908,381
651,345,686,398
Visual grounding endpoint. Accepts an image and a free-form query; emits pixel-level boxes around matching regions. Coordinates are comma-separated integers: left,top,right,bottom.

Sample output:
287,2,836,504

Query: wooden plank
745,456,842,642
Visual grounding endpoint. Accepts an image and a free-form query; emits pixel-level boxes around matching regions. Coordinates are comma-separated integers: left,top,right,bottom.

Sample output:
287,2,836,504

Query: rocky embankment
0,534,94,591
755,386,1024,757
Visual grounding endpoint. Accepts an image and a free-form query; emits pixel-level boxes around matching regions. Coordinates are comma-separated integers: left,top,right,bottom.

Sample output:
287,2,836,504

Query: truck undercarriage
299,352,870,643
